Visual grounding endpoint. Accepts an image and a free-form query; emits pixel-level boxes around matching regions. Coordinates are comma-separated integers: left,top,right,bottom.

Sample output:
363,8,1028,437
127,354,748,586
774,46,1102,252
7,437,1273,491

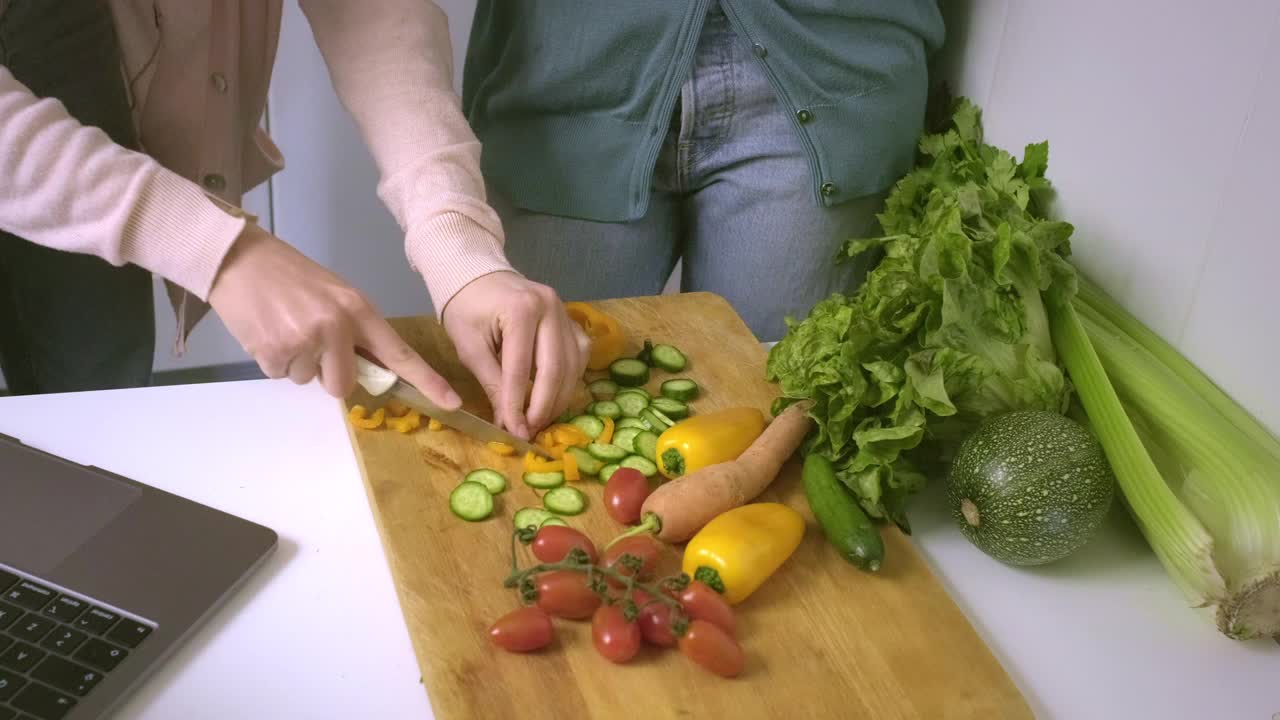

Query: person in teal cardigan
462,1,946,342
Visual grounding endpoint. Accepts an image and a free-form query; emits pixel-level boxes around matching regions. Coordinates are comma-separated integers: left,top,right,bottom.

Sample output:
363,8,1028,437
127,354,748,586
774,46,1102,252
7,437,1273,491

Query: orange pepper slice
348,405,386,430
598,417,615,445
385,400,412,417
488,441,516,456
523,451,565,473
563,451,580,482
547,445,566,460
387,409,422,433
428,418,444,431
564,302,627,371
550,424,591,447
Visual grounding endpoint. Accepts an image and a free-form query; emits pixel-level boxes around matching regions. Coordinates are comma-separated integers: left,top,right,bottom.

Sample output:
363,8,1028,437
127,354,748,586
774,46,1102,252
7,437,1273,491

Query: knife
353,356,552,459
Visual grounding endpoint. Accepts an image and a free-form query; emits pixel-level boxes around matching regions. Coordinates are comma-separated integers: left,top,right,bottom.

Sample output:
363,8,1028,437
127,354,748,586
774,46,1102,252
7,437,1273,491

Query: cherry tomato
678,581,736,637
531,525,600,565
603,535,662,584
632,590,677,647
604,468,651,524
678,619,744,678
488,606,554,653
535,570,601,620
591,604,642,663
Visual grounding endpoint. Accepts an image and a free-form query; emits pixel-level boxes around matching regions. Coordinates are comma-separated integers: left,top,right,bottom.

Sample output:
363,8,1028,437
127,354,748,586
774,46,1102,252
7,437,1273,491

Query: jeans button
752,43,767,58
796,109,814,124
202,174,226,192
820,182,837,197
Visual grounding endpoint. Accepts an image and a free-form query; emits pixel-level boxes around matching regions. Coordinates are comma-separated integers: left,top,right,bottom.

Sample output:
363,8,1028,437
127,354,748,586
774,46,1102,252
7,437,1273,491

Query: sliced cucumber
449,481,494,521
592,400,622,420
621,455,658,478
616,417,648,430
660,378,700,402
616,392,650,418
599,464,621,484
588,379,619,400
569,414,606,440
587,442,629,462
556,408,576,424
584,401,598,416
513,506,560,531
634,431,659,463
543,486,587,516
650,397,689,420
609,358,650,387
615,387,651,401
566,446,603,476
640,409,672,433
464,468,507,494
651,344,687,373
612,427,642,454
523,471,565,489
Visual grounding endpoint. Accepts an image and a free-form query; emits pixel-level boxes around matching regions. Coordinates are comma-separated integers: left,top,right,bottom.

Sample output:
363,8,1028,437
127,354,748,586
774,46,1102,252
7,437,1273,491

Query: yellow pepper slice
564,302,627,371
386,409,422,433
655,407,766,479
523,452,565,473
563,451,580,482
385,399,412,417
348,405,386,430
487,441,516,456
428,418,444,431
597,417,615,445
682,503,805,605
550,424,591,448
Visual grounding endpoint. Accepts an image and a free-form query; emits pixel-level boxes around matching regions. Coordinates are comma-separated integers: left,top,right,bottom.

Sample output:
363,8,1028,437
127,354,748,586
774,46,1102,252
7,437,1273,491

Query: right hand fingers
455,336,505,429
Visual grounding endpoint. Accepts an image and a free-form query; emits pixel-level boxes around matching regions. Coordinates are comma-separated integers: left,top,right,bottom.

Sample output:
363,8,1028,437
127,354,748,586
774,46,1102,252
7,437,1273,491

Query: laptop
0,433,277,720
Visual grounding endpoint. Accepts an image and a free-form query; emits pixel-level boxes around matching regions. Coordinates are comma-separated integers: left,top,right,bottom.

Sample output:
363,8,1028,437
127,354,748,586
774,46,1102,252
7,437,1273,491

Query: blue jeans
493,6,884,342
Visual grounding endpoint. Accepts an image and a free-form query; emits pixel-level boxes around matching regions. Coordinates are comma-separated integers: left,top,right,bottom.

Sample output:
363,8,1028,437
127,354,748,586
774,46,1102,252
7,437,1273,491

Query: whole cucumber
802,453,884,572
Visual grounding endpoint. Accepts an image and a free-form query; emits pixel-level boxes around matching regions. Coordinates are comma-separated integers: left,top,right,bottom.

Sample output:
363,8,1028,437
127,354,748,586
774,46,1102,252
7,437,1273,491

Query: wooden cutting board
342,292,1030,720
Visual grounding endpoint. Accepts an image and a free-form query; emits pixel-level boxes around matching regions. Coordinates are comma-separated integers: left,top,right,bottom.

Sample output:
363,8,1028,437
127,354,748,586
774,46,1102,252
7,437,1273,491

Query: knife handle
354,356,399,396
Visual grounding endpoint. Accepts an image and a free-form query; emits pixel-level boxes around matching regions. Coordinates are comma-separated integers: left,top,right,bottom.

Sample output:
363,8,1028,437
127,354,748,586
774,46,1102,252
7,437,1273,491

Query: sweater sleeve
0,67,247,300
299,0,516,316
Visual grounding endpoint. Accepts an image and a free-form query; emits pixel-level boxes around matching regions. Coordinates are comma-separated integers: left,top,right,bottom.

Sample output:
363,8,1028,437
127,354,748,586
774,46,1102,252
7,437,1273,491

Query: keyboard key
105,618,152,649
0,642,45,673
38,628,86,656
0,666,26,700
0,570,17,593
3,583,54,612
40,597,85,625
73,608,118,636
0,602,22,630
31,656,103,698
11,682,76,720
10,615,54,644
0,635,11,654
72,639,126,672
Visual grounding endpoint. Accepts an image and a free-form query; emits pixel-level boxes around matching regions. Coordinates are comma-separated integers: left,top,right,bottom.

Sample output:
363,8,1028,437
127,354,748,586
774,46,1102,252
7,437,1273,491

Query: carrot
605,400,815,547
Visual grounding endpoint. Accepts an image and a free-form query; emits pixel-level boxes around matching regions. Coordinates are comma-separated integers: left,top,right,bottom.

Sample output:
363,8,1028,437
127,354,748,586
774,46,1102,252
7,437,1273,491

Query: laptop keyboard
0,566,154,720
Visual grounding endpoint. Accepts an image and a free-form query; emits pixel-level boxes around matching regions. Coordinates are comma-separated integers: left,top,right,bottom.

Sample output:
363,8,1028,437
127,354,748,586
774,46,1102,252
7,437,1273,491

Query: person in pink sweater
0,0,586,439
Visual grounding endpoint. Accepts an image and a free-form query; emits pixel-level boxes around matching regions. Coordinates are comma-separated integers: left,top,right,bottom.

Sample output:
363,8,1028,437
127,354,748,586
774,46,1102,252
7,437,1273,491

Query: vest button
203,174,227,191
820,182,837,197
796,109,813,124
752,43,767,58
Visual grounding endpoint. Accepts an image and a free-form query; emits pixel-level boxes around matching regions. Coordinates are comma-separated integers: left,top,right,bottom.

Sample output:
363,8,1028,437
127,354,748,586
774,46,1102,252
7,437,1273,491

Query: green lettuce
766,97,1077,530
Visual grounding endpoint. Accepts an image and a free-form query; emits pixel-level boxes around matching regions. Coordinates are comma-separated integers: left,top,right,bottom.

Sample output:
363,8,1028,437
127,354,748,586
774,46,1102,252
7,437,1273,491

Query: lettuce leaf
766,97,1076,530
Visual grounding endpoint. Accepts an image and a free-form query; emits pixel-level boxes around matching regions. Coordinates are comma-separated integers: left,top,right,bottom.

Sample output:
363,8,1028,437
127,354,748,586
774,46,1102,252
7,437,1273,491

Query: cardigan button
752,43,767,58
796,109,813,124
203,174,227,192
210,72,228,94
820,182,837,197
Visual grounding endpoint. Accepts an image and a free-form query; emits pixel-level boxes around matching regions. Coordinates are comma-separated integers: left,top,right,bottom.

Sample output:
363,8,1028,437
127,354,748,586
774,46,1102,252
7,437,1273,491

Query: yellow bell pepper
348,405,386,430
564,302,627,371
655,407,766,479
682,503,805,605
487,441,516,456
523,452,565,473
563,451,580,482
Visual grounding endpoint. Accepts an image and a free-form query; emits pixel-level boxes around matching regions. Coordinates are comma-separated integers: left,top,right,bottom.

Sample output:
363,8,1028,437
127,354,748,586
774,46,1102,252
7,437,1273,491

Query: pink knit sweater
0,0,513,341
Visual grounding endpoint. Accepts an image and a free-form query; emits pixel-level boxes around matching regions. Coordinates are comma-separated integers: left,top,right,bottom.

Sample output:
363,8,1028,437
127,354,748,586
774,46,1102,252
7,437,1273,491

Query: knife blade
353,356,552,459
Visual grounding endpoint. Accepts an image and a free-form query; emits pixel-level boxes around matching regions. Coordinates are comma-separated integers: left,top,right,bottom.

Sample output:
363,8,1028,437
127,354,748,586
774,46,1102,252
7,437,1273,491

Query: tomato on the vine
531,525,600,564
678,620,744,678
488,607,554,653
535,570,601,619
678,581,736,636
591,604,642,663
603,468,650,524
632,589,677,647
602,535,661,584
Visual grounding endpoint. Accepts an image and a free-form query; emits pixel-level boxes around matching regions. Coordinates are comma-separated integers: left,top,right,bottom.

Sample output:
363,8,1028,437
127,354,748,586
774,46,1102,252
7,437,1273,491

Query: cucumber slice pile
588,442,629,462
513,507,567,531
463,468,507,494
566,446,604,476
620,455,658,477
570,414,606,440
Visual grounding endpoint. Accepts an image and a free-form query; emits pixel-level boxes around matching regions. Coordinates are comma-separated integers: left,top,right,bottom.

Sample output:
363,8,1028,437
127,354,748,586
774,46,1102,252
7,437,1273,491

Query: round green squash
947,410,1115,566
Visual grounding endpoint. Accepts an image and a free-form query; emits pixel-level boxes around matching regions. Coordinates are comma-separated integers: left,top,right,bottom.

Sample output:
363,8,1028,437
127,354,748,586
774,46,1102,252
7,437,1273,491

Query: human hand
442,272,589,439
209,223,461,407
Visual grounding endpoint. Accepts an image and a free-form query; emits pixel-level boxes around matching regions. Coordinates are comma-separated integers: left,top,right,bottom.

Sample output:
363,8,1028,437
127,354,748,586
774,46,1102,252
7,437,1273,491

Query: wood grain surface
341,292,1030,720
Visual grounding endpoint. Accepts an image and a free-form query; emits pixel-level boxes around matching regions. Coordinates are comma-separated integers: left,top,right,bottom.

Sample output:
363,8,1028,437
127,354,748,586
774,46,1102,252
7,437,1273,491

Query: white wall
937,0,1280,434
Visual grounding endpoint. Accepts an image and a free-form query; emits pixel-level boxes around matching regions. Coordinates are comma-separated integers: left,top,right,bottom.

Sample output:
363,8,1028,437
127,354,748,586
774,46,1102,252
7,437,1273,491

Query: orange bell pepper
348,405,385,429
549,424,591,448
564,302,627,371
523,452,565,473
563,451,580,482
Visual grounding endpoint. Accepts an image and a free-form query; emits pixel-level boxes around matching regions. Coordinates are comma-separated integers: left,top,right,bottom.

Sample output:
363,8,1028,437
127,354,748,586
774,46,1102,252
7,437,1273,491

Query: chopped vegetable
587,443,628,463
650,397,689,420
616,392,650,418
569,415,606,441
597,417,615,445
661,378,700,402
523,452,565,474
563,450,580,482
681,503,804,605
449,481,494,521
588,379,619,401
427,418,444,431
513,507,565,532
565,302,627,371
464,468,507,495
610,401,813,546
651,344,687,373
592,400,622,420
612,427,642,454
619,455,658,478
654,407,766,479
385,399,411,417
599,464,621,484
543,486,588,516
523,471,566,489
386,409,422,433
616,417,648,431
347,405,386,429
487,441,516,456
609,358,650,387
633,431,659,463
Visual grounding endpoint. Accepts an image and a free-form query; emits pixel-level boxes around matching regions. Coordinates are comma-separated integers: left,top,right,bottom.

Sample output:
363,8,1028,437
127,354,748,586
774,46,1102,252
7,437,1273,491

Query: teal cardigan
462,1,945,222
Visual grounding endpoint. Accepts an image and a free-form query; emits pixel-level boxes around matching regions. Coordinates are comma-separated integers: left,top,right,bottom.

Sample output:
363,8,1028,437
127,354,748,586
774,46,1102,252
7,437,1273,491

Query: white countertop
1,378,1275,720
